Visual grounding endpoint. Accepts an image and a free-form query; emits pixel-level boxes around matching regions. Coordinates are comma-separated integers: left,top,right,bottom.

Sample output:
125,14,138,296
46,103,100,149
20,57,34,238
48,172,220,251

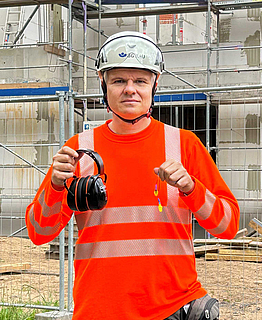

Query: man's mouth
122,99,139,103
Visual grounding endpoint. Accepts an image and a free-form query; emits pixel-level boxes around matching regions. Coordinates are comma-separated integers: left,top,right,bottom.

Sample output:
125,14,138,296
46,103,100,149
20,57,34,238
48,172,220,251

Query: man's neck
108,116,151,135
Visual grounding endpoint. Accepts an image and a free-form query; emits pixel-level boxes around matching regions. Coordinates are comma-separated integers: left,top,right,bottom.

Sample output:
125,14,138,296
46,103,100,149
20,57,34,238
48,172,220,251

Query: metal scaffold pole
206,0,211,152
83,0,88,122
58,91,65,311
68,0,74,313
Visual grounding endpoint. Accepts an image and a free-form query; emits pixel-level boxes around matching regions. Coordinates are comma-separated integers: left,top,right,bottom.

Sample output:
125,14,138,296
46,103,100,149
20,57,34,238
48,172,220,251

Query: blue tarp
0,87,206,102
0,86,69,97
154,93,206,102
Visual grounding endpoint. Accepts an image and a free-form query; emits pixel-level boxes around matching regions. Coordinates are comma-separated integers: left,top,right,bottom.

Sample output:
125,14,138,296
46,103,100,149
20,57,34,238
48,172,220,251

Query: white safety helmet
96,31,164,75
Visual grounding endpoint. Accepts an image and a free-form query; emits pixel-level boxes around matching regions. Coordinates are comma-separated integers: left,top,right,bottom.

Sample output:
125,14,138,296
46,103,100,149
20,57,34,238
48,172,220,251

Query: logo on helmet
119,52,127,58
127,52,146,59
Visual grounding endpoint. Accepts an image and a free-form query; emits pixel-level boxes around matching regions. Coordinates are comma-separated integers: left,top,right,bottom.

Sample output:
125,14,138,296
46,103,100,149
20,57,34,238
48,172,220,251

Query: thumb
73,152,84,167
154,167,159,175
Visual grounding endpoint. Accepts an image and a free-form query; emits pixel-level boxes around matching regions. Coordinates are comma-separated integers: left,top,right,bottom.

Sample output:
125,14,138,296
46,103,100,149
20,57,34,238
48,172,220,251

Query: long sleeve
180,129,240,239
25,135,79,245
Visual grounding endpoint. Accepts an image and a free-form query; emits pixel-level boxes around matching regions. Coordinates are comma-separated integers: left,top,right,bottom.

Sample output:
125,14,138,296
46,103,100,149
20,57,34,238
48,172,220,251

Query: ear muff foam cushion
86,175,96,210
67,178,78,211
76,177,88,212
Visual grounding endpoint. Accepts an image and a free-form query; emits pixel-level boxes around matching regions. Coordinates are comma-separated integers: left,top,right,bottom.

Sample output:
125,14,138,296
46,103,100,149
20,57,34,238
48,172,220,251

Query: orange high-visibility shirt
26,118,239,320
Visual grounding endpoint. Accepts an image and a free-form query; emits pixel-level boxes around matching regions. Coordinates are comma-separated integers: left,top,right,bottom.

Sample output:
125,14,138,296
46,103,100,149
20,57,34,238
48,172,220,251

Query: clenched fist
51,146,82,187
154,159,194,194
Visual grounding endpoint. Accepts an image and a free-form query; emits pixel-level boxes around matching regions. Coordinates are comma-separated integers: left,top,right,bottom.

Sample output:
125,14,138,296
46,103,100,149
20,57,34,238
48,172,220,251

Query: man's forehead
107,68,153,78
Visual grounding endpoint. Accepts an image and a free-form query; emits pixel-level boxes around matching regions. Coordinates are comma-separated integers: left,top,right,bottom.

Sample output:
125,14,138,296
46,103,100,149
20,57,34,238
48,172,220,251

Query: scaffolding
0,0,262,318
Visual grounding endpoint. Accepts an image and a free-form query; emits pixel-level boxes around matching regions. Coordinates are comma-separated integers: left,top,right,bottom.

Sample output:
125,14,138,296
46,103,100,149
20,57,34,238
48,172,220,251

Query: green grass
0,303,61,320
0,285,60,319
0,306,37,320
0,293,60,320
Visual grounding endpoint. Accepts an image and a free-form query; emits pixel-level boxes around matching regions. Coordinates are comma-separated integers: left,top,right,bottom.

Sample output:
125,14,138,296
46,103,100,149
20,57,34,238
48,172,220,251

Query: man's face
105,68,155,120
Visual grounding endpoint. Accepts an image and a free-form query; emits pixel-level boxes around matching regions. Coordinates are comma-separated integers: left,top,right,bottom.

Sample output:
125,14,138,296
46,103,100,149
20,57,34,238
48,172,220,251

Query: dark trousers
164,294,219,320
164,307,186,320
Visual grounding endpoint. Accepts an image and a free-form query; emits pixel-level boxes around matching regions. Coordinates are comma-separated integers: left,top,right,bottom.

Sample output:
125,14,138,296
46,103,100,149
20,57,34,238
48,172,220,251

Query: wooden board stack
194,218,262,263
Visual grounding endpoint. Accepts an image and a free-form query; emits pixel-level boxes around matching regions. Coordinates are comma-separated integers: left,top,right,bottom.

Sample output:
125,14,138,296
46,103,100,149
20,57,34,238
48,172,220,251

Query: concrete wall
0,46,68,85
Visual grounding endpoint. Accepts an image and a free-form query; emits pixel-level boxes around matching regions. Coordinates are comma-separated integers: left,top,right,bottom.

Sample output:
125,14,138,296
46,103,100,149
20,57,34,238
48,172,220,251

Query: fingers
51,146,80,186
56,146,79,160
154,159,194,193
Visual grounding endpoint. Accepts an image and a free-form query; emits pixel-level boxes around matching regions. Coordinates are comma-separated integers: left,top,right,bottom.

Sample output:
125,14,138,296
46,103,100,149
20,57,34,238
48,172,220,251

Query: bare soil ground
0,237,261,319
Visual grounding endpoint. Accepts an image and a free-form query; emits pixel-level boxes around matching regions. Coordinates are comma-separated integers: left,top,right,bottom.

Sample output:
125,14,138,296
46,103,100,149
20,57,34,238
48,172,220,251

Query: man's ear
155,74,160,89
98,71,103,82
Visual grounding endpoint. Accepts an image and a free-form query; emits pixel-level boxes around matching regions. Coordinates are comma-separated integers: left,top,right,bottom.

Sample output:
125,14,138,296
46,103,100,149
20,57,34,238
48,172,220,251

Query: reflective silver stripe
164,124,190,218
38,190,62,217
79,129,94,176
75,238,194,260
75,205,192,230
164,124,181,163
29,206,61,236
207,199,232,235
194,189,216,220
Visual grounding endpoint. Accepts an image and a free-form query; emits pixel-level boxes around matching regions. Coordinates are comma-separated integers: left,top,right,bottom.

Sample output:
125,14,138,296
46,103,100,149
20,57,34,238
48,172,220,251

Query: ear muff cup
67,178,78,211
64,149,108,212
86,175,107,210
76,177,89,212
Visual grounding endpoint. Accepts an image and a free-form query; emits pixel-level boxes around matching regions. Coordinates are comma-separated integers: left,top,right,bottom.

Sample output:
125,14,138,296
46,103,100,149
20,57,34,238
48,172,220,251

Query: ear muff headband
77,149,105,176
64,149,107,212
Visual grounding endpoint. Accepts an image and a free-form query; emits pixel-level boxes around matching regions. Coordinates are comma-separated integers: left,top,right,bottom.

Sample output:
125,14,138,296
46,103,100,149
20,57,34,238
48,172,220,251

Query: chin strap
106,105,152,125
102,74,157,125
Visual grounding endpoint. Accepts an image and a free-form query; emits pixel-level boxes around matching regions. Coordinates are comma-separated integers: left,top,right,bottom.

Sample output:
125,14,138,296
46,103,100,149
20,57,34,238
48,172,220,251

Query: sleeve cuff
44,180,65,206
51,181,65,191
180,177,195,196
179,176,207,212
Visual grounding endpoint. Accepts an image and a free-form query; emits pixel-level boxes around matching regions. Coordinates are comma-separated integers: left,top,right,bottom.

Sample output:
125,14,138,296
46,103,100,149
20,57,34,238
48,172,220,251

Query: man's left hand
154,159,194,194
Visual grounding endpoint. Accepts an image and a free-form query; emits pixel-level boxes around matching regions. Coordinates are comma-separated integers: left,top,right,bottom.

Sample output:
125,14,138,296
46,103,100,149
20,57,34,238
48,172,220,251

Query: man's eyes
112,79,147,84
112,79,124,83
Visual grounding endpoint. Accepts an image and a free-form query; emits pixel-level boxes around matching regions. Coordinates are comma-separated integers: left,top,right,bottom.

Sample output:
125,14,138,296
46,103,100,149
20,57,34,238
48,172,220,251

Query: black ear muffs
64,149,107,211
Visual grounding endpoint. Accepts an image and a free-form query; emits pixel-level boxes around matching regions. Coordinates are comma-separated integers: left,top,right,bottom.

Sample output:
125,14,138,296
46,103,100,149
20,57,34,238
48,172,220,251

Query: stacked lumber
194,218,262,263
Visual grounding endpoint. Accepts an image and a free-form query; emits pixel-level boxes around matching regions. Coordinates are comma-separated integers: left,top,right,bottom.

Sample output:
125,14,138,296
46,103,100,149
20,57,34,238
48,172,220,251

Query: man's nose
123,80,136,95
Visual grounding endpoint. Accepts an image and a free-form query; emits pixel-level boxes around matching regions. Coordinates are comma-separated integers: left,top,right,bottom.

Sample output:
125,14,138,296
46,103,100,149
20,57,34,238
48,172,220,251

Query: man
26,31,240,320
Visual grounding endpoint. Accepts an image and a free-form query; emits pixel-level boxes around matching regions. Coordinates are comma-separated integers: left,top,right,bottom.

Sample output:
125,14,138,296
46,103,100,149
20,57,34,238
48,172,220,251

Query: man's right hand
51,146,82,187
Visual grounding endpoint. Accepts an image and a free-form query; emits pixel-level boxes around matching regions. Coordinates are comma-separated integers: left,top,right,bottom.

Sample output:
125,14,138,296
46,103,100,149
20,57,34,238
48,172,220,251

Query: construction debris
194,218,262,263
234,228,248,238
248,217,262,236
